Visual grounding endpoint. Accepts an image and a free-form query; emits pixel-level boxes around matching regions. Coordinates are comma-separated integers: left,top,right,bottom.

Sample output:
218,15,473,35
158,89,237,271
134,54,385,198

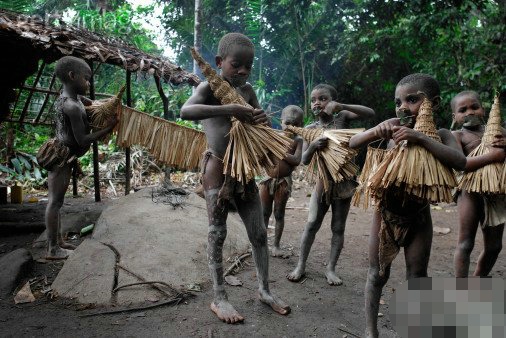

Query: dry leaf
14,282,36,304
224,275,243,286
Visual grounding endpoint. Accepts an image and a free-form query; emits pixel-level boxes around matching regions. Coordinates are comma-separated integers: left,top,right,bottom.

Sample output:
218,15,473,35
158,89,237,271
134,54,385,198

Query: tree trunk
193,0,203,83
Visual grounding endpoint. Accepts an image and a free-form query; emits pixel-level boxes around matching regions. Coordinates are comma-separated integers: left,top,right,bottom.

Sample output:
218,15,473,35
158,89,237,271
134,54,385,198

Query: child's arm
283,137,303,166
464,134,506,172
180,82,257,122
246,83,269,126
325,101,375,120
392,126,466,170
66,101,116,149
79,96,93,106
301,126,328,165
349,118,400,149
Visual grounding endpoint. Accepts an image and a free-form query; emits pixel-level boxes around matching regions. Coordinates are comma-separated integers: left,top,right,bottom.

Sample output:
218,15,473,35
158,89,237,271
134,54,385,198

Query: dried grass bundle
369,98,457,203
86,86,126,135
352,141,389,209
458,95,505,194
285,125,362,192
190,47,291,183
116,106,207,171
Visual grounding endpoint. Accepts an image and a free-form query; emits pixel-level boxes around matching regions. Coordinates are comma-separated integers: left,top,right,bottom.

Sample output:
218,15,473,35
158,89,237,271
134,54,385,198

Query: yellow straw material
191,47,291,183
86,86,126,140
459,95,505,194
369,98,457,203
116,106,207,171
285,125,362,192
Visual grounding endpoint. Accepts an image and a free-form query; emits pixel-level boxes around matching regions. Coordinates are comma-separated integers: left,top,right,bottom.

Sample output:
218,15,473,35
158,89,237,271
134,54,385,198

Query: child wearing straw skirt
286,83,375,286
181,33,290,324
259,105,304,258
348,74,466,338
40,56,117,260
451,91,506,278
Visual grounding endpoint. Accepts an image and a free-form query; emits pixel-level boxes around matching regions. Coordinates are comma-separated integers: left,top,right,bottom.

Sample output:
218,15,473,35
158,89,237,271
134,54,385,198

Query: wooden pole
88,61,101,202
19,62,45,126
72,160,78,196
125,71,132,195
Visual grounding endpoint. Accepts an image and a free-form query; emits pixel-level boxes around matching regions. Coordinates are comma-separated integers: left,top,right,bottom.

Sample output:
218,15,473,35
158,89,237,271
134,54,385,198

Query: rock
0,248,33,297
433,226,451,235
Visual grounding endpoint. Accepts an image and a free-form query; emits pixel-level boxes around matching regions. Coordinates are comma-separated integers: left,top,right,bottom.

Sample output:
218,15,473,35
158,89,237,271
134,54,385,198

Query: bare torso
265,134,301,178
202,83,257,159
55,96,90,157
453,126,485,156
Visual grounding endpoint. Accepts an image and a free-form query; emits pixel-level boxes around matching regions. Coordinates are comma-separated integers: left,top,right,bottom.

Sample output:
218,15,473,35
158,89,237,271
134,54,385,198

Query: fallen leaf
433,227,451,235
225,275,243,286
14,282,36,304
379,299,386,305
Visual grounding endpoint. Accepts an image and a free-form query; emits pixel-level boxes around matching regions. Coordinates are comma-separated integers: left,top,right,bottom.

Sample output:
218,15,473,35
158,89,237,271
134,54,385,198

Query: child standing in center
181,32,290,324
287,83,374,285
260,105,304,258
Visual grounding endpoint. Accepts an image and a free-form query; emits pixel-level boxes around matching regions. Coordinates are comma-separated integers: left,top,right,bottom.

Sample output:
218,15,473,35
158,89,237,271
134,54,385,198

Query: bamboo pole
88,61,101,202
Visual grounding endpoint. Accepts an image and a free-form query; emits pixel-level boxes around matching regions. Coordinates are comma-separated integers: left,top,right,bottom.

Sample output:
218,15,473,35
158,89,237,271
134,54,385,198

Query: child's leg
259,182,273,229
235,194,290,315
474,223,504,276
403,207,432,279
202,156,243,324
326,196,352,285
454,191,483,277
287,182,329,282
45,163,72,259
271,181,290,257
365,210,391,338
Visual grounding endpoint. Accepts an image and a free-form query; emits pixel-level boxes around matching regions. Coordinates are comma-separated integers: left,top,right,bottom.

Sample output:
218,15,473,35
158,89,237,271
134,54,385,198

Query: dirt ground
1,181,505,338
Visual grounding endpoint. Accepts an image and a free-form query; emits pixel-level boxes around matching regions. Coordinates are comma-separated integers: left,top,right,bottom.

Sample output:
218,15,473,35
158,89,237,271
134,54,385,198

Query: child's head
215,33,255,88
281,105,304,130
451,91,484,129
310,84,338,117
55,56,92,95
394,73,441,128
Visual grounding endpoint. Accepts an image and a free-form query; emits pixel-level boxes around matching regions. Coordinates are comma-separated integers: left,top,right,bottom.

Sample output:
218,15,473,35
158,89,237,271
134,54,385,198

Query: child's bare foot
46,247,72,260
59,241,77,250
325,270,343,285
210,300,244,324
286,266,305,282
271,247,289,258
258,290,290,315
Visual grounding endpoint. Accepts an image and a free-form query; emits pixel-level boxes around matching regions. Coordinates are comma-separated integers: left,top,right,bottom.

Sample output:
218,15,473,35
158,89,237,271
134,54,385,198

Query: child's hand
373,118,400,139
324,101,344,116
252,108,269,125
106,115,119,130
230,104,254,123
487,145,506,162
392,126,423,144
491,135,506,149
312,136,329,150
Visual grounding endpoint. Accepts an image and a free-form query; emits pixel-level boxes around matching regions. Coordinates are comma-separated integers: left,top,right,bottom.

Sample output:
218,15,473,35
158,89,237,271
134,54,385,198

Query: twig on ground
79,296,186,317
224,252,251,277
337,326,361,338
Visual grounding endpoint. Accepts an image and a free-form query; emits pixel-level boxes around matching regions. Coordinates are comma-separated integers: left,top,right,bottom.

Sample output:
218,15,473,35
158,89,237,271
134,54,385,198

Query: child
287,84,374,285
180,32,290,324
45,56,117,259
260,105,303,258
348,73,466,338
451,91,506,277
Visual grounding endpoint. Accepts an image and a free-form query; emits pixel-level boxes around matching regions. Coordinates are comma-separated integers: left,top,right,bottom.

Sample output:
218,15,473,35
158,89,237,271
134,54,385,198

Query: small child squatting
45,56,117,260
286,83,375,286
259,105,303,258
180,33,290,324
451,91,506,278
348,74,466,338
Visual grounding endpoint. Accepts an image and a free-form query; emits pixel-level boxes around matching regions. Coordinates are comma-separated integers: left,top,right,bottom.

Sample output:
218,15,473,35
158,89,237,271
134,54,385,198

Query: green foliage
0,152,45,186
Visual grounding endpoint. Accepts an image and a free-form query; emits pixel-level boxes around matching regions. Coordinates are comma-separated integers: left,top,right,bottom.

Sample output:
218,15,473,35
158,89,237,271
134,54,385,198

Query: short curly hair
55,56,91,83
312,83,338,101
217,33,254,58
281,105,304,124
450,90,481,112
396,73,440,100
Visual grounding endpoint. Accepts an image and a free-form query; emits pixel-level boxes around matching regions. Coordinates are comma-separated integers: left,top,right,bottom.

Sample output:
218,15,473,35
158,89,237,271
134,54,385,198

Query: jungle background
0,0,504,192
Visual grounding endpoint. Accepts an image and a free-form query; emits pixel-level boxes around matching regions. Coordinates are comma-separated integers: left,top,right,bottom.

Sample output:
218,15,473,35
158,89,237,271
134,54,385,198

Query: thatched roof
0,9,200,86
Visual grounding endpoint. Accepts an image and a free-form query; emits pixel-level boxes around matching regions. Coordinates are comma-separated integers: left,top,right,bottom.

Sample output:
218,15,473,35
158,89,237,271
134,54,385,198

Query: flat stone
51,239,115,305
53,188,250,305
0,248,33,297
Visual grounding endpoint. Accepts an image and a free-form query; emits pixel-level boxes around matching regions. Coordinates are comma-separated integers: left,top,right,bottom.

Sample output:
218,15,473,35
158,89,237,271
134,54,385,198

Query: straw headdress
86,86,126,139
368,97,457,203
459,95,505,194
352,140,389,209
285,125,362,192
190,47,291,183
